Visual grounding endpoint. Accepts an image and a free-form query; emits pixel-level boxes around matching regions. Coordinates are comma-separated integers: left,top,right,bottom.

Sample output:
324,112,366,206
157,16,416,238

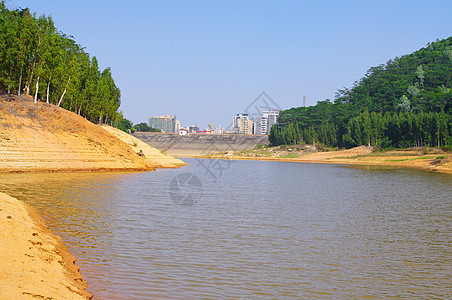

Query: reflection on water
0,160,451,299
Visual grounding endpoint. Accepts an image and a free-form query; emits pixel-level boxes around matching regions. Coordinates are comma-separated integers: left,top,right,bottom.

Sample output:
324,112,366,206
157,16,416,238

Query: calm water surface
0,159,451,299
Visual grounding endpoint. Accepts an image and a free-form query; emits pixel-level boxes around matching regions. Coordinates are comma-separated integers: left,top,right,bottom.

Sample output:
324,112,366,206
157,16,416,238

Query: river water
0,159,451,299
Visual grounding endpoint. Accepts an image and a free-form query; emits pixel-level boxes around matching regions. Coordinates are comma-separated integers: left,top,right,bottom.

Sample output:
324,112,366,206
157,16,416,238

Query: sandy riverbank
0,192,92,299
199,146,452,174
0,94,186,173
101,125,187,168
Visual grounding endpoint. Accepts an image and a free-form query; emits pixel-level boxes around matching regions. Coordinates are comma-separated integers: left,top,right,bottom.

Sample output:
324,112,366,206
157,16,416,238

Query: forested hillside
0,1,121,125
270,37,452,148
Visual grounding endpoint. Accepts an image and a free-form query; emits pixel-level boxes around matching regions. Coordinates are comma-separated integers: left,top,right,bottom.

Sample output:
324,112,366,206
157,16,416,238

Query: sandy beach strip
0,192,92,299
197,146,452,174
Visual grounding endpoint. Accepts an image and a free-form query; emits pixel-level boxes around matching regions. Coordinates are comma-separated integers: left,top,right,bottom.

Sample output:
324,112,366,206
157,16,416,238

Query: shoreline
0,167,158,174
194,146,452,174
0,96,186,174
0,192,92,299
197,155,452,174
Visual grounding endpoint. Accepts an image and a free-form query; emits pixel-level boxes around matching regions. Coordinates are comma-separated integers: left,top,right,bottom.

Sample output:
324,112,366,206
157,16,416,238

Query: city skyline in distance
148,106,280,135
149,91,284,132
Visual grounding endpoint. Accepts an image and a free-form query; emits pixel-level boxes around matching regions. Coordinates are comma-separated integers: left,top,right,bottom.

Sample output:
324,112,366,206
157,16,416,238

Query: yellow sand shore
199,146,452,174
0,192,92,299
0,95,186,173
100,124,187,168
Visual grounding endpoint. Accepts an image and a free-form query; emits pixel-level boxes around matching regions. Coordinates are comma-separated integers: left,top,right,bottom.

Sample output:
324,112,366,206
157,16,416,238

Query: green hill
270,37,452,148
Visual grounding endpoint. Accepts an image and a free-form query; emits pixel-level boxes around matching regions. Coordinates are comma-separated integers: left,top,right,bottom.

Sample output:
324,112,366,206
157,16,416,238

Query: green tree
0,2,123,126
117,117,133,133
397,95,411,112
133,122,162,132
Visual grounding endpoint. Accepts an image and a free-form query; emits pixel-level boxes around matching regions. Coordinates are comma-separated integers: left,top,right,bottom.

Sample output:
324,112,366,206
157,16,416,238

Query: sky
7,0,452,129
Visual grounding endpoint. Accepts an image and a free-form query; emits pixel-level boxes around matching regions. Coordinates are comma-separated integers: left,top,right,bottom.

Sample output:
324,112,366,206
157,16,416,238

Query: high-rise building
254,117,263,135
148,115,177,133
253,110,280,135
233,113,254,134
262,110,280,134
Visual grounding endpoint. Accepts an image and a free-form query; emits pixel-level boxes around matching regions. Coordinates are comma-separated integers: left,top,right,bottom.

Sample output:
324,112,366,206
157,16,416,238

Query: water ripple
0,160,450,299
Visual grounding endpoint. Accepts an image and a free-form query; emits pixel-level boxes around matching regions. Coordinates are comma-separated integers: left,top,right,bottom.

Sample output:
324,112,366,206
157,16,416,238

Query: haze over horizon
9,0,452,129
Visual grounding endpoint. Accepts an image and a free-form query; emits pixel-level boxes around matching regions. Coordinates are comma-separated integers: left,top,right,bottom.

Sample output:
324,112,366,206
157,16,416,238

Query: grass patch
389,156,435,162
368,152,421,157
255,143,270,150
278,153,301,158
344,149,440,159
411,156,436,160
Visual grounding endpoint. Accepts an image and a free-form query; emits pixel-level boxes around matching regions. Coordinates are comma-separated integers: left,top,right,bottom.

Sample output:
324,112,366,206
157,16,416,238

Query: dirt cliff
0,94,185,172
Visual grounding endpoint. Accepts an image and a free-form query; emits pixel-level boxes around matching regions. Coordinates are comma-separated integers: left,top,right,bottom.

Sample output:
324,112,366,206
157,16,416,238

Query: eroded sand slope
0,95,184,172
101,124,187,168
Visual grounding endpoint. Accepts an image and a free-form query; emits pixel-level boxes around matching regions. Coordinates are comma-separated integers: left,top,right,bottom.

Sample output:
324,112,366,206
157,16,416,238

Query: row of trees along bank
270,37,452,149
0,2,121,125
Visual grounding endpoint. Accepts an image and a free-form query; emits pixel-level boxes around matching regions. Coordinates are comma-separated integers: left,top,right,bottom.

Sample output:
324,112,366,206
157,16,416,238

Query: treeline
270,111,451,148
0,2,121,125
117,118,161,133
270,37,452,148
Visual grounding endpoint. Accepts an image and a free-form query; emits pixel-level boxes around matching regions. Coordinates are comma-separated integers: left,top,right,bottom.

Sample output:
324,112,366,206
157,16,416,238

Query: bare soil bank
101,125,187,168
0,94,186,172
0,192,92,299
200,145,452,174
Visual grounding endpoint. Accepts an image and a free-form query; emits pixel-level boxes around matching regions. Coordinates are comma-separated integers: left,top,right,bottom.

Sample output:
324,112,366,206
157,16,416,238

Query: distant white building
212,127,226,134
232,110,280,135
260,110,280,135
254,117,263,135
233,113,254,134
251,110,280,135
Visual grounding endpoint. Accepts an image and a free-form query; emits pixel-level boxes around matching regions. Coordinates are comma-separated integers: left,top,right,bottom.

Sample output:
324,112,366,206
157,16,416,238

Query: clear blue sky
8,0,452,129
